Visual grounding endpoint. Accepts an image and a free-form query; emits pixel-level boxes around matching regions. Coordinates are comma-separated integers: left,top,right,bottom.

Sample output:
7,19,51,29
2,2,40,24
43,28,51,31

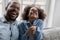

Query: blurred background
0,0,60,28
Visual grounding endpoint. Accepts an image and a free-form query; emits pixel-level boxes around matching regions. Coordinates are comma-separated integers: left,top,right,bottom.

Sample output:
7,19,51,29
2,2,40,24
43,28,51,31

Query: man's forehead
10,2,20,5
7,2,20,7
6,2,20,9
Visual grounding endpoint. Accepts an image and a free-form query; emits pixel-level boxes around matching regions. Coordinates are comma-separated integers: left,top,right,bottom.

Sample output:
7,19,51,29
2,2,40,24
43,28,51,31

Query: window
18,0,48,27
0,0,2,17
19,0,48,13
0,0,50,27
23,0,34,4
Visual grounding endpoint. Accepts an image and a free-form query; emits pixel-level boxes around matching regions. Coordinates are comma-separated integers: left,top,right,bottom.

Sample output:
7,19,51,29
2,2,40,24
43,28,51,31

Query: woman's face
28,7,39,21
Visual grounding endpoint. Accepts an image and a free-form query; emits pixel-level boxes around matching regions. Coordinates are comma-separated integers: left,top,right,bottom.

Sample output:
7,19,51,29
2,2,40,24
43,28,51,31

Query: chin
31,19,35,22
10,17,16,21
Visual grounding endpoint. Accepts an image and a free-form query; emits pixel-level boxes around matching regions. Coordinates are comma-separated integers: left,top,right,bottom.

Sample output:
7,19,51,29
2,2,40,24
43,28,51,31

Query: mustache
7,10,18,15
8,9,17,13
10,10,16,12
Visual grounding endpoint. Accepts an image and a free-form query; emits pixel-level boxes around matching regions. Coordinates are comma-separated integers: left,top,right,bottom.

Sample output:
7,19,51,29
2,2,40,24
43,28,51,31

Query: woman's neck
28,19,34,25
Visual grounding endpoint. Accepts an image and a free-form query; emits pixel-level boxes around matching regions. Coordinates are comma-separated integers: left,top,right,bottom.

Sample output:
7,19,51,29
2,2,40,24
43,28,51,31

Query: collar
0,17,17,25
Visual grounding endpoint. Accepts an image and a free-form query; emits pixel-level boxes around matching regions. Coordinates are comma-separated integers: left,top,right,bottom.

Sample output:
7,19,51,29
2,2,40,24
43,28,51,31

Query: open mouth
31,17,36,20
10,12,17,17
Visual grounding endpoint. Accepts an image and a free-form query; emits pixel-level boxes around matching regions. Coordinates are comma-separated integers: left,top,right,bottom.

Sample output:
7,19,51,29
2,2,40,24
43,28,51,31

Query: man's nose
14,8,18,11
13,8,19,12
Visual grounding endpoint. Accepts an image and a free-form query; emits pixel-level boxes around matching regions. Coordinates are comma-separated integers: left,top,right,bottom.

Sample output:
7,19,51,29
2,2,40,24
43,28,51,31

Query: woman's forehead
30,7,38,12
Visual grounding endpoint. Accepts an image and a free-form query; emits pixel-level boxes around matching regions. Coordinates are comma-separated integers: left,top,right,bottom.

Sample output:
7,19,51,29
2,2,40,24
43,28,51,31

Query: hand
26,26,37,36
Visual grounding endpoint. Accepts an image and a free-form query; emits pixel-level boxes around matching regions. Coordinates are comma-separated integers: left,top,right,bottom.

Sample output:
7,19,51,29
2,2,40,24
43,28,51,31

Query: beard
6,10,18,21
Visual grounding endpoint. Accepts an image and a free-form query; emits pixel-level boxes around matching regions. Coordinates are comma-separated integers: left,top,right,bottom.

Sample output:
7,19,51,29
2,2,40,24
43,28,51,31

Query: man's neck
5,16,15,23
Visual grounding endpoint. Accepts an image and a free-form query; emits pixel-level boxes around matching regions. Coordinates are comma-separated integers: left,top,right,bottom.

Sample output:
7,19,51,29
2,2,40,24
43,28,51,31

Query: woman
18,5,46,40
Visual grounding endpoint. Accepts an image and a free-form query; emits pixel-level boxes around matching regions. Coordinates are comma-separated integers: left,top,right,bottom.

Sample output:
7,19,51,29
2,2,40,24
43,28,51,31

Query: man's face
6,2,20,21
28,7,38,21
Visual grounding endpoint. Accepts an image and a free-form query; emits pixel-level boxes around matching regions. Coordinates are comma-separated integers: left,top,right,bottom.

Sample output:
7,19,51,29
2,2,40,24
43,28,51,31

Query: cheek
34,14,39,18
6,9,12,13
16,12,19,17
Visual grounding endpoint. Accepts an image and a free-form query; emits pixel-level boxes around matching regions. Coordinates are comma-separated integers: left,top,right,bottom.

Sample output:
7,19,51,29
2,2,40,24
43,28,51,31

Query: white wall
52,0,60,27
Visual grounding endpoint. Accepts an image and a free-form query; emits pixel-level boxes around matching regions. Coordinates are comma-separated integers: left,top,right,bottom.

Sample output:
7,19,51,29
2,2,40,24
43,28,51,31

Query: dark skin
5,2,20,23
26,7,39,36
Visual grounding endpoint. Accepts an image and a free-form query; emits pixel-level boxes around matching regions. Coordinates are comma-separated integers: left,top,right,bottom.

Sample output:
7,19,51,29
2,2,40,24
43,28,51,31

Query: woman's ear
27,14,29,18
5,7,7,10
27,12,29,17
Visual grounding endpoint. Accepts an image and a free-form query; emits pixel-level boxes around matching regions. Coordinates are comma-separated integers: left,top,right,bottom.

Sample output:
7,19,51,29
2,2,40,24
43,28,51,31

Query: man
0,1,20,40
18,5,46,40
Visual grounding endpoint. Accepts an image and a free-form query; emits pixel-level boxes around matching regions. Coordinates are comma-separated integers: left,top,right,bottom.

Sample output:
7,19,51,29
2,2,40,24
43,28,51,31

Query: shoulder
34,19,43,24
18,20,28,24
37,19,43,22
18,20,27,26
33,19,44,27
17,20,28,30
0,17,5,22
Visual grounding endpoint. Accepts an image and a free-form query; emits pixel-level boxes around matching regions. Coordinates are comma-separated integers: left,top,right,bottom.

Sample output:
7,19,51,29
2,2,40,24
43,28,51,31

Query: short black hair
5,1,20,10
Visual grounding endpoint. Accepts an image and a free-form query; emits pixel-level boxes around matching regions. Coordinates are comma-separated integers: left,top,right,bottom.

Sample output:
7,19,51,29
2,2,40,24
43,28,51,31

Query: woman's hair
22,5,46,20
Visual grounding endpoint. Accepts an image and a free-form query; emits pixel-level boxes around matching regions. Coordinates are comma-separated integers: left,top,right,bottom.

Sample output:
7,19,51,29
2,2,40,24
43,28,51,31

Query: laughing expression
6,2,20,21
28,7,39,21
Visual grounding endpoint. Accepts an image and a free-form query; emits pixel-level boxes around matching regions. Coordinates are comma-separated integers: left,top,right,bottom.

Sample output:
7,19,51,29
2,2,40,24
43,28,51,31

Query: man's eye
17,8,20,10
11,6,15,8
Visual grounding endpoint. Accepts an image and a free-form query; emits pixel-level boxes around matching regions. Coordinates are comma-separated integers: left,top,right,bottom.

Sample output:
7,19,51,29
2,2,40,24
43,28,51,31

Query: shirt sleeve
33,19,43,40
18,22,28,40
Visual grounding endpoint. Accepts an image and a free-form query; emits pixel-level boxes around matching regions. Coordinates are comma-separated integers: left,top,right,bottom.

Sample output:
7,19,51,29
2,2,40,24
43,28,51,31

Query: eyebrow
31,9,38,11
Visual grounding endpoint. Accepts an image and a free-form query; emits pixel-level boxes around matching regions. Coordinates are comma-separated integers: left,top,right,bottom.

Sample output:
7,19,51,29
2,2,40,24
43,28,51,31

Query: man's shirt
0,17,19,40
18,19,43,40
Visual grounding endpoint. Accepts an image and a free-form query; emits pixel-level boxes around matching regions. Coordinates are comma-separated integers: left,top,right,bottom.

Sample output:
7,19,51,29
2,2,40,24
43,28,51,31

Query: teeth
11,12,16,15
